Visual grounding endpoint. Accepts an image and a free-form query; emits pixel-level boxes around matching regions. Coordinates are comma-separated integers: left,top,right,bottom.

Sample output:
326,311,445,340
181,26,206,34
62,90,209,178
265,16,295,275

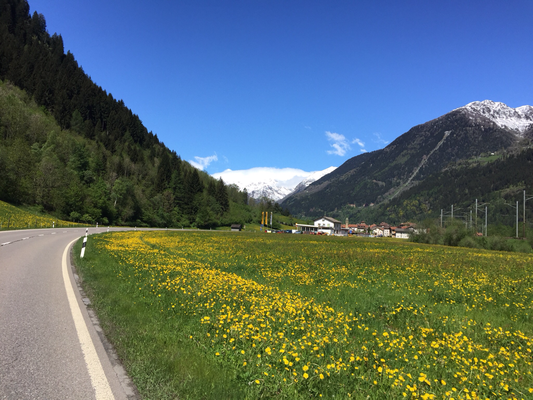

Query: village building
296,216,343,235
379,222,391,237
301,219,416,239
394,227,411,239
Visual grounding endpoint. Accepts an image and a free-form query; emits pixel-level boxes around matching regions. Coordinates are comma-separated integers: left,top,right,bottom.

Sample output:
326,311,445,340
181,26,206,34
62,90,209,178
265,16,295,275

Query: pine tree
215,178,229,213
155,151,172,192
182,168,203,221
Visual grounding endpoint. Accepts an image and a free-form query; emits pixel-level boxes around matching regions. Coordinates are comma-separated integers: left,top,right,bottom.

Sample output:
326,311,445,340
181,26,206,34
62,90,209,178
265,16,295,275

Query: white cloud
326,131,350,156
373,132,389,145
352,138,367,153
189,154,218,170
352,138,365,148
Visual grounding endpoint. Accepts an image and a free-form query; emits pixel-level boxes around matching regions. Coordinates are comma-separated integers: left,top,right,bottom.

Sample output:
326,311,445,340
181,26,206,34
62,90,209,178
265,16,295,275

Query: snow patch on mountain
457,100,533,135
287,166,337,196
212,166,337,201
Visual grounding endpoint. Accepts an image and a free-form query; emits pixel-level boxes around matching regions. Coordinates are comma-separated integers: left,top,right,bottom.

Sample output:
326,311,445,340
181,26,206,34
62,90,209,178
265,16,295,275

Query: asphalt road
0,228,137,400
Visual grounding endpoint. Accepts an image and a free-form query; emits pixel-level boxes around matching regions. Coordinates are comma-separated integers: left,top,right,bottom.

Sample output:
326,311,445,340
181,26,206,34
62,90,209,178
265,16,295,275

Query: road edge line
62,238,115,400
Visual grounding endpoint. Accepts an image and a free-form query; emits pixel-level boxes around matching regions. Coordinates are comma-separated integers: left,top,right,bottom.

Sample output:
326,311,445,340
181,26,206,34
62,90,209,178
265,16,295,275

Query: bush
410,220,444,245
409,219,531,254
443,221,470,247
458,236,481,249
490,237,511,252
507,239,532,254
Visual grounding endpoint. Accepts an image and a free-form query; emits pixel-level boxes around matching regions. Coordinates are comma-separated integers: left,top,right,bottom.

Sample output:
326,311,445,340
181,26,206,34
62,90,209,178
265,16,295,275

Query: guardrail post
80,228,89,258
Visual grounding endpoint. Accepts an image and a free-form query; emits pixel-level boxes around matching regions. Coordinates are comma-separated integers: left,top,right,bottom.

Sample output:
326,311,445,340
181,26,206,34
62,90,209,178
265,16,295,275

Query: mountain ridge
283,100,533,217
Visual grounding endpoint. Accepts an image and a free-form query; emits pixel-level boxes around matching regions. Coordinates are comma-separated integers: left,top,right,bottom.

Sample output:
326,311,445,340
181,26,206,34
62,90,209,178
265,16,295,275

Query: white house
296,216,343,236
394,228,411,239
372,227,384,237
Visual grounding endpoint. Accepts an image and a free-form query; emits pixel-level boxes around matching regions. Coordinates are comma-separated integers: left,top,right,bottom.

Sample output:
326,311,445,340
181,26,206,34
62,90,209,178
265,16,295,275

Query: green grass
73,236,244,399
74,231,533,399
0,199,81,230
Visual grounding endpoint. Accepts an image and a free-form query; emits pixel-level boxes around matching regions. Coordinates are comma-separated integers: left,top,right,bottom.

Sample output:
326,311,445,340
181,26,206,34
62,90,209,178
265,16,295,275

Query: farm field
0,200,78,230
74,231,533,399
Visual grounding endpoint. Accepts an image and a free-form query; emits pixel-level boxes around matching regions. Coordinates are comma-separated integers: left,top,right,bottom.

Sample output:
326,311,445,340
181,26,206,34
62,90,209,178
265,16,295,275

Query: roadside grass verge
0,199,81,230
74,231,533,399
73,236,243,399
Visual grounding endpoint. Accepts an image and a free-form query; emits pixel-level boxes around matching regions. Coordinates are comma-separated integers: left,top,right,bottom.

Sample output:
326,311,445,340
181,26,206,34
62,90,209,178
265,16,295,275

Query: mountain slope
377,147,533,227
281,166,337,200
0,0,251,228
284,101,533,217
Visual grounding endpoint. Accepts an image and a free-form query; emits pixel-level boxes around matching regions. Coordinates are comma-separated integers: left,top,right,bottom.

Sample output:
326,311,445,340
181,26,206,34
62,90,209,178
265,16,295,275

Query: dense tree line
0,81,252,227
0,0,255,227
0,0,156,149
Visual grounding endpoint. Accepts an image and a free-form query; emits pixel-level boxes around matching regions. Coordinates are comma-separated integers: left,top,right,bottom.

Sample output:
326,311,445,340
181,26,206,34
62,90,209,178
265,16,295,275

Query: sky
29,0,533,179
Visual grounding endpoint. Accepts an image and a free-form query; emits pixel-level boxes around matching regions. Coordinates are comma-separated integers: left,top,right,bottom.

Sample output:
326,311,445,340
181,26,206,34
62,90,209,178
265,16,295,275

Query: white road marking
39,234,44,237
1,242,11,246
52,232,56,235
23,237,29,240
62,238,114,399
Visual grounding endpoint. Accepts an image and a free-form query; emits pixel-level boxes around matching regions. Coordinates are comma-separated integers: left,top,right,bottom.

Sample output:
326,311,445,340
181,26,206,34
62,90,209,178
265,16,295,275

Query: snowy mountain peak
457,100,533,134
213,166,337,202
286,166,337,198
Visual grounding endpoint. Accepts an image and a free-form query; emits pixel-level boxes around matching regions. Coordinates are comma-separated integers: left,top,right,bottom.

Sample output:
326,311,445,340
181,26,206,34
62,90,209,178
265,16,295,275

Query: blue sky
29,0,533,175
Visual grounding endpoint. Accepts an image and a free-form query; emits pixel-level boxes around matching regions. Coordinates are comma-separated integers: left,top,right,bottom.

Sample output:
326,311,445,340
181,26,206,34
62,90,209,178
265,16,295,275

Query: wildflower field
0,200,76,229
75,231,533,399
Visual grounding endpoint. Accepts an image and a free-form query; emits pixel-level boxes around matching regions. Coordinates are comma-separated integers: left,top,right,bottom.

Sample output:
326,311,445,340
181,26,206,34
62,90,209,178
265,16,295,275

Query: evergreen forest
0,0,257,228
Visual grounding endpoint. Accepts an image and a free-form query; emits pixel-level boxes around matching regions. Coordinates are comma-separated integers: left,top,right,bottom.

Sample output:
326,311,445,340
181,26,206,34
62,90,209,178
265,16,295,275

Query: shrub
458,235,481,249
443,221,470,246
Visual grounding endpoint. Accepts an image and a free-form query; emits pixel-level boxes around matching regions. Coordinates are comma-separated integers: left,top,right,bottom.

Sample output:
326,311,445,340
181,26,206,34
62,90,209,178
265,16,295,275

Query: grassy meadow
0,199,80,229
74,231,533,399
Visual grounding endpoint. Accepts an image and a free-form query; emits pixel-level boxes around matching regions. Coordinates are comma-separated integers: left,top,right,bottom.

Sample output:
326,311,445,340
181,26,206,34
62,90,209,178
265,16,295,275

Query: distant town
294,216,419,238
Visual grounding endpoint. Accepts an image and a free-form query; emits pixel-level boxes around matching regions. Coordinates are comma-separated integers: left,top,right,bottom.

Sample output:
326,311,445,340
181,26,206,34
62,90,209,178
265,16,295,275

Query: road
0,228,137,400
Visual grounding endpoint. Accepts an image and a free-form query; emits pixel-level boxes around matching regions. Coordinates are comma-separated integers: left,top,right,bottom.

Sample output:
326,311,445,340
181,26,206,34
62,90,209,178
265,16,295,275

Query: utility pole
442,208,454,228
485,206,488,237
505,200,519,238
475,200,489,235
524,190,533,238
516,200,518,239
475,199,478,232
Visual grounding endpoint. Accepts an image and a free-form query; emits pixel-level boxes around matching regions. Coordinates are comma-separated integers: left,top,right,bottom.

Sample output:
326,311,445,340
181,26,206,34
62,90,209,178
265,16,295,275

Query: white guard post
81,228,88,258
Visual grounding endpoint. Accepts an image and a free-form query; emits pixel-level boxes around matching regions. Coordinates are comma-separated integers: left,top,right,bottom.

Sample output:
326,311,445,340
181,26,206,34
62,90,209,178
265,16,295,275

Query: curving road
0,228,137,400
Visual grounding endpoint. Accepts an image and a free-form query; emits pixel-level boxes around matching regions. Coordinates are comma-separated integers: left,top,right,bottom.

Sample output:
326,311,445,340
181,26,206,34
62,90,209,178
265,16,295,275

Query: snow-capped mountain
456,100,533,135
212,166,337,202
283,99,533,216
281,166,337,200
243,181,294,201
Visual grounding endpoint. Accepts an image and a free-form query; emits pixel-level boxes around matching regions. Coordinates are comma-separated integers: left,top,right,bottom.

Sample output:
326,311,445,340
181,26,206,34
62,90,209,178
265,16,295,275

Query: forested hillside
331,148,533,231
0,0,253,227
382,148,533,225
284,107,526,217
